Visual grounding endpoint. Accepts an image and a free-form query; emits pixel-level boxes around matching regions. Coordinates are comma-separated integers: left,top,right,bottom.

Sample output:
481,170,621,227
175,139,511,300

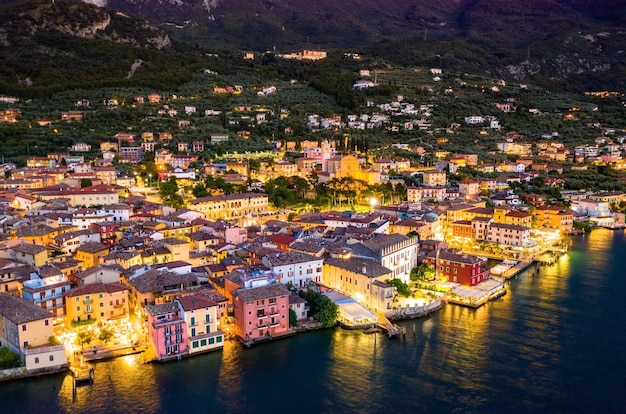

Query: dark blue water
2,230,625,414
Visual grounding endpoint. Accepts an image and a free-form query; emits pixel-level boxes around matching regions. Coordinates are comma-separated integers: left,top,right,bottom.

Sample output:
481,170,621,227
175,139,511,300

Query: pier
376,312,401,337
500,260,536,279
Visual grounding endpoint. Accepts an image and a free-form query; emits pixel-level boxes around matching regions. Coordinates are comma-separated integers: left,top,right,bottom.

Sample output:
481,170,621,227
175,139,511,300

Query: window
45,320,49,326
208,338,215,345
35,357,39,364
99,294,103,299
192,341,199,349
216,336,222,343
49,355,54,362
200,339,207,346
22,325,26,332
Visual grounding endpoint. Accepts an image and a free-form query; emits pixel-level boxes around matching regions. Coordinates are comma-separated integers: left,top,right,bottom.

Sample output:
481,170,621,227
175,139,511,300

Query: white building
262,251,324,288
349,234,419,283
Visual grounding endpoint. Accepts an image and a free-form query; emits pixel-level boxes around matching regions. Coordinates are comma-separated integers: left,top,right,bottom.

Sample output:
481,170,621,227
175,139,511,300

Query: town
0,57,625,383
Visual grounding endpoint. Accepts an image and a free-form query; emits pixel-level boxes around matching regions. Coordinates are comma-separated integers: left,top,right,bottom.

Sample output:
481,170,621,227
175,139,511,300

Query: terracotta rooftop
324,257,392,278
176,293,218,310
64,282,129,298
0,293,53,324
232,283,290,303
144,302,180,317
263,251,320,266
11,243,48,255
76,241,109,254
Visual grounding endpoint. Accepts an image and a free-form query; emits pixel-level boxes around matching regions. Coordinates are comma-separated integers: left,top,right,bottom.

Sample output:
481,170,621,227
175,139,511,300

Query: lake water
2,229,625,413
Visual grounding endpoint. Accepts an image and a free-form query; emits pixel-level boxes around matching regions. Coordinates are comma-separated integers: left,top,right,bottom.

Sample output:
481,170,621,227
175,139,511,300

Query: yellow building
320,155,361,181
323,255,394,314
187,193,269,221
34,187,120,207
74,242,110,269
9,243,49,267
64,282,130,322
160,224,194,239
17,225,75,246
534,206,574,233
161,238,190,263
494,207,533,228
0,294,68,371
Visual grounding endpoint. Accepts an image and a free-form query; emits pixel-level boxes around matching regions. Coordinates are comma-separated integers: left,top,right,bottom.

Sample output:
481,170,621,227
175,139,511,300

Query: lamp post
148,173,152,188
370,197,377,213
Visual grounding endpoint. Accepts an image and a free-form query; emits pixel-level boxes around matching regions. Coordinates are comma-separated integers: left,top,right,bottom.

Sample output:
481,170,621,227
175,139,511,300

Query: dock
70,365,94,390
376,312,401,337
500,260,535,279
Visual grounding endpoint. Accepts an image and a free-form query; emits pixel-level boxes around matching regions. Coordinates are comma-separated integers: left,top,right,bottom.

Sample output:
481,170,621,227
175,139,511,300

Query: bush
70,318,97,328
0,346,21,369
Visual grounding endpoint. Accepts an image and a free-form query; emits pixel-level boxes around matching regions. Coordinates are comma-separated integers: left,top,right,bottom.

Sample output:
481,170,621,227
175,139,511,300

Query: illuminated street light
370,197,377,212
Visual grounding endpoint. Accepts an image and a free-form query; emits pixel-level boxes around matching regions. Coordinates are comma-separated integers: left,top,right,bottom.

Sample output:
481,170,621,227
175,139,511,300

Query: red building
224,268,291,343
90,222,119,246
232,282,291,343
424,250,489,286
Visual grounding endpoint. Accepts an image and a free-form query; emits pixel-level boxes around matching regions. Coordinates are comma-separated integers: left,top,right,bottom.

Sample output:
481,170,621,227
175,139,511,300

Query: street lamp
148,173,152,187
370,197,377,212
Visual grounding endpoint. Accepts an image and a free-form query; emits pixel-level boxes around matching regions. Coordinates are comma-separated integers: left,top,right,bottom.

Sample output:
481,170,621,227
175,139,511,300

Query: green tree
76,331,94,349
313,296,338,328
289,309,299,328
80,178,93,188
305,289,338,328
290,176,310,199
412,263,435,282
159,176,181,207
192,183,209,198
387,278,411,297
98,327,114,344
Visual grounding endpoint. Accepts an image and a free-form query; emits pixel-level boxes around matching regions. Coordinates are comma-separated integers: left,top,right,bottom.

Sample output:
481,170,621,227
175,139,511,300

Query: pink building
144,302,188,361
232,281,291,344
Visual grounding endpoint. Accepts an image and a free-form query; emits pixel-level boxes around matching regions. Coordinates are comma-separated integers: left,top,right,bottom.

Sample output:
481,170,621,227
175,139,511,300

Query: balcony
269,322,280,328
113,303,124,308
256,324,268,330
83,299,93,305
268,309,280,317
256,313,268,319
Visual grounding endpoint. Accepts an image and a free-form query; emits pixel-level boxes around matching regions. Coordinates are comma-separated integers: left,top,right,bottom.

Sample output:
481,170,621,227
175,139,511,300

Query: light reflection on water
1,230,625,413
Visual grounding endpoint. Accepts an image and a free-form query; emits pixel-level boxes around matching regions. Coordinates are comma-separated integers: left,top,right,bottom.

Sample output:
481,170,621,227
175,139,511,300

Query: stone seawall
387,299,443,321
0,365,68,382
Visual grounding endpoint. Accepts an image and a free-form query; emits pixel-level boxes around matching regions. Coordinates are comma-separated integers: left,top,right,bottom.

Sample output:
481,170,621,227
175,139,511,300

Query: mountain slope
0,0,205,96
